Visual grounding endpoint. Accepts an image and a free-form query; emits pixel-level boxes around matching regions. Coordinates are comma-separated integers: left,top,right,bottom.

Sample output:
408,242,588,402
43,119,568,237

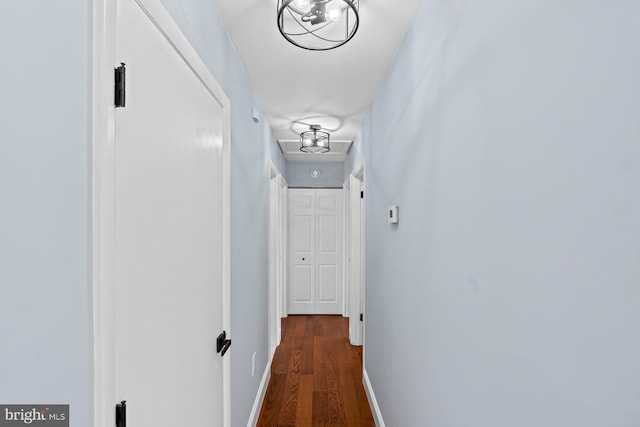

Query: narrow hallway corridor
257,316,374,426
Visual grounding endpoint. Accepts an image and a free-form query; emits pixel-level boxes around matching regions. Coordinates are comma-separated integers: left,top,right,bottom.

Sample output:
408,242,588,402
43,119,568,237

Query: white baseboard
246,346,275,427
363,368,385,427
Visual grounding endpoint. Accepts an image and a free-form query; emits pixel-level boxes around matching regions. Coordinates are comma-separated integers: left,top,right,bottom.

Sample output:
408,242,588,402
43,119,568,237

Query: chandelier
277,0,360,51
300,125,330,153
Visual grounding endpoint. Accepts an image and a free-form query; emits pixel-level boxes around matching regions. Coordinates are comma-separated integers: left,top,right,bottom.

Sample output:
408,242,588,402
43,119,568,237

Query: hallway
4,1,640,426
257,316,374,426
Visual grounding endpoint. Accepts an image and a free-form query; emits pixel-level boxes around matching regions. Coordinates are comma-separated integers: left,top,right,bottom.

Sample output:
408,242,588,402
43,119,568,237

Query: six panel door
288,189,343,314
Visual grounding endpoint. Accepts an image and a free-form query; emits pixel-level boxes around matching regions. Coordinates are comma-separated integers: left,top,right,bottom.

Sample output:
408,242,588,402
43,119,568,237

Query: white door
114,1,229,425
288,189,343,314
349,174,364,345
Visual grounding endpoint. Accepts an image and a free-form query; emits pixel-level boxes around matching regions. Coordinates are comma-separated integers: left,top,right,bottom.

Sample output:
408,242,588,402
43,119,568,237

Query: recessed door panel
293,215,313,253
293,265,313,302
318,215,338,253
317,194,337,209
318,264,338,302
291,192,313,208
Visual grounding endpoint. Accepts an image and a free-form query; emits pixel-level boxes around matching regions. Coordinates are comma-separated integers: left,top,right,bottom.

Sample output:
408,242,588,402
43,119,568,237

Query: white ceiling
212,0,425,160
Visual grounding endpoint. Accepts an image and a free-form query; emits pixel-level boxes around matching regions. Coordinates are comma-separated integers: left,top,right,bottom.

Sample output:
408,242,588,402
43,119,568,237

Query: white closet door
288,189,343,314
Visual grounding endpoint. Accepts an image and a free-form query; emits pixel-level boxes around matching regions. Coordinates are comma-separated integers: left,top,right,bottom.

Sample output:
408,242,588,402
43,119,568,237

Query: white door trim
92,1,231,425
342,176,351,318
268,162,288,354
268,163,281,353
279,175,289,320
348,162,365,346
352,162,364,180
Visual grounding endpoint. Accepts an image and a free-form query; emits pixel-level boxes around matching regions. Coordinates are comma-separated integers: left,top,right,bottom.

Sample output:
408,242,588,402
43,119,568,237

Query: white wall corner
246,346,276,427
363,369,385,427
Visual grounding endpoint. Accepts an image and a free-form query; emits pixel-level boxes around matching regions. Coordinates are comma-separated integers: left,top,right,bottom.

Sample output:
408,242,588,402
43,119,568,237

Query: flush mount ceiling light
277,0,359,51
300,125,330,153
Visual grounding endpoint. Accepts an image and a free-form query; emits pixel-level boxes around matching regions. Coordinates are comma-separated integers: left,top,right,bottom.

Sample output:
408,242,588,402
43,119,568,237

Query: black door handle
220,339,231,356
216,331,232,357
115,401,126,427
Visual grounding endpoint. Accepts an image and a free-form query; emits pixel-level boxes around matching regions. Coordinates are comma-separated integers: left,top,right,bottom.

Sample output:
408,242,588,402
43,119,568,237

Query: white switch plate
388,205,399,223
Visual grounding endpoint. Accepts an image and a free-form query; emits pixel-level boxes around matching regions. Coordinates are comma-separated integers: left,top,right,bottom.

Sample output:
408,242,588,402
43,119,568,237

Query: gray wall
346,0,640,425
159,2,285,425
286,161,344,188
0,2,93,427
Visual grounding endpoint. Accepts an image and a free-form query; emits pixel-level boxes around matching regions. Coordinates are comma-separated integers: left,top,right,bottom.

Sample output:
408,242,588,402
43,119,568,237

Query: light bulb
325,6,342,21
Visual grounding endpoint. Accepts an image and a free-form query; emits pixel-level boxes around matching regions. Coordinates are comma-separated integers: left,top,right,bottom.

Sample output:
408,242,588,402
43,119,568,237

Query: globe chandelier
277,0,360,51
300,125,330,153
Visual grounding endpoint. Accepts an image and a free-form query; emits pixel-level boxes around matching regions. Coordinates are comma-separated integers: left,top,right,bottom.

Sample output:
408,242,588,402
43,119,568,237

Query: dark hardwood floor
257,315,375,427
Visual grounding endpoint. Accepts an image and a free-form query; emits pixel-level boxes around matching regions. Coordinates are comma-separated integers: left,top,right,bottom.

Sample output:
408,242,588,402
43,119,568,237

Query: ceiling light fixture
277,0,359,51
300,125,330,153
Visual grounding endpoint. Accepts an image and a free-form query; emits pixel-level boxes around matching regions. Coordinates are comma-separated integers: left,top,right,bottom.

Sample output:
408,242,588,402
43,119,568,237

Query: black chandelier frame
277,0,360,51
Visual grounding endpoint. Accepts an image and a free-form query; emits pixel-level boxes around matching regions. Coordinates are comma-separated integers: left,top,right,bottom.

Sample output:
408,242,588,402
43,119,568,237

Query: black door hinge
360,313,363,322
115,400,126,427
114,63,126,108
360,191,364,199
216,331,232,357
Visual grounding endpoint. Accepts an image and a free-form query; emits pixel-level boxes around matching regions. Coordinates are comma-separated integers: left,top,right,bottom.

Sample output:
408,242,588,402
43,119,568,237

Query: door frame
92,1,231,425
342,177,351,318
268,162,287,354
279,175,289,320
348,162,365,346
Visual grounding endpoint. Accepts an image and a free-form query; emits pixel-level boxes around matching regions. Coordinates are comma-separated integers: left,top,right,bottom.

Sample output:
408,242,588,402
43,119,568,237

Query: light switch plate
388,205,399,223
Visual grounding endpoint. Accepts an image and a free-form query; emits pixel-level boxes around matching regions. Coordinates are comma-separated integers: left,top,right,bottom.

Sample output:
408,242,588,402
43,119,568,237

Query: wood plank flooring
257,315,375,427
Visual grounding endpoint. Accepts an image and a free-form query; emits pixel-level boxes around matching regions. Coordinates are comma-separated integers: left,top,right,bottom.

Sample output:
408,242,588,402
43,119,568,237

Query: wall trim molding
363,368,385,427
246,346,275,427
